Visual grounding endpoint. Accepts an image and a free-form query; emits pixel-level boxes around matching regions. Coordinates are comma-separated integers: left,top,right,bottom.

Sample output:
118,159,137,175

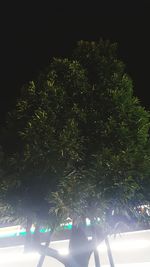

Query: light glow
0,250,40,264
58,248,69,255
0,224,49,238
97,239,150,252
101,264,150,267
0,230,150,266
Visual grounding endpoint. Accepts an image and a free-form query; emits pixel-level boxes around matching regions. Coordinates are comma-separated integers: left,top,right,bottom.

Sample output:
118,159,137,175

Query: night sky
0,1,150,124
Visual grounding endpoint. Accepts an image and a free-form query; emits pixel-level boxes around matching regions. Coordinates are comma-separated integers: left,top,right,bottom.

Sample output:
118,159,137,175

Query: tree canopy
0,40,150,267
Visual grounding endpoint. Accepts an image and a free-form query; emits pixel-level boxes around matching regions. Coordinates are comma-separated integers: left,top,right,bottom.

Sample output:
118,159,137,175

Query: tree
1,40,150,267
0,146,17,226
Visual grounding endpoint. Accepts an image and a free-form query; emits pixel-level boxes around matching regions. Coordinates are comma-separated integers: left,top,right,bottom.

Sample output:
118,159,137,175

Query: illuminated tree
1,40,150,267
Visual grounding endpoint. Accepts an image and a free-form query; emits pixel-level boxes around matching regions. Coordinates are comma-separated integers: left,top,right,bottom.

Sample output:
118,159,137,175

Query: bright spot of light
58,248,69,255
97,239,150,252
0,247,40,264
86,218,91,226
0,252,40,264
101,263,150,267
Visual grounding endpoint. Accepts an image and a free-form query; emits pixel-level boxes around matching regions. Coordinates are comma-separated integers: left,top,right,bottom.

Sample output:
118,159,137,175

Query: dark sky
0,1,150,124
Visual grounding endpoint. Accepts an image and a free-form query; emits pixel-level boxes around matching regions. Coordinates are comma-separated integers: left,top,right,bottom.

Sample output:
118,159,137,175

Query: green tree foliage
48,40,150,227
1,40,150,266
0,146,16,225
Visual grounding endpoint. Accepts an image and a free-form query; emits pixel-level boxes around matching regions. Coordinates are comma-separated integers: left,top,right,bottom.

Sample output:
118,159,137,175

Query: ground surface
0,230,150,267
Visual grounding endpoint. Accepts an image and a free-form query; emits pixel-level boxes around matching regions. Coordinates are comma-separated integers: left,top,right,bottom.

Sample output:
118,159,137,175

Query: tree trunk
37,223,104,267
91,222,101,267
32,223,41,250
105,236,115,267
93,249,101,267
68,224,92,267
36,228,54,267
24,216,32,252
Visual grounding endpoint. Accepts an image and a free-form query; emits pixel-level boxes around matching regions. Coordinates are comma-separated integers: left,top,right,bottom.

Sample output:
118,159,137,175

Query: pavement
0,229,150,267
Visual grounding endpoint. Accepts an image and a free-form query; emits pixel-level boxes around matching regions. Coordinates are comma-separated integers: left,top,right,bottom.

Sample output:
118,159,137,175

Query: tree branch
38,244,68,266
